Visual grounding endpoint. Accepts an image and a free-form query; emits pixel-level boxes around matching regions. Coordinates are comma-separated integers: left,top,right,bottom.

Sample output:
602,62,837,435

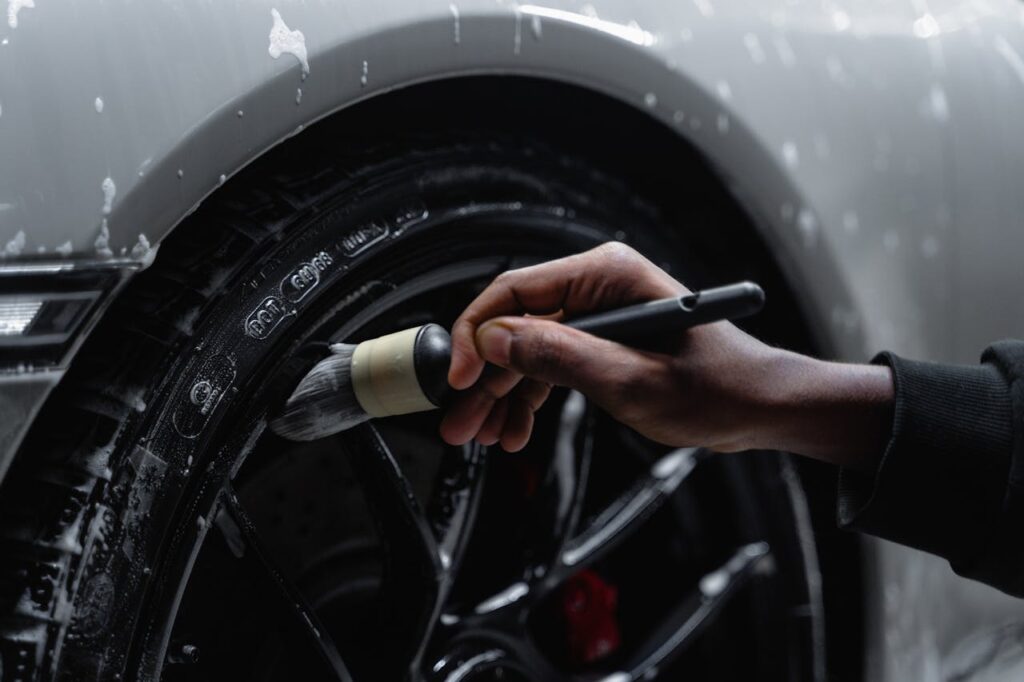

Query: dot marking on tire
244,295,295,340
172,354,237,439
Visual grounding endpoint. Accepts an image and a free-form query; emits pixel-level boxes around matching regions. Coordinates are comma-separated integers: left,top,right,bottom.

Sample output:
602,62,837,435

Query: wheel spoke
547,391,593,560
608,542,772,681
547,447,705,586
461,392,591,620
217,488,353,681
428,441,488,587
342,424,445,676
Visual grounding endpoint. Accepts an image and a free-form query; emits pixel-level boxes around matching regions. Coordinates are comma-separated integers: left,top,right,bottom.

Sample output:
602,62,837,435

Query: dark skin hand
440,242,895,471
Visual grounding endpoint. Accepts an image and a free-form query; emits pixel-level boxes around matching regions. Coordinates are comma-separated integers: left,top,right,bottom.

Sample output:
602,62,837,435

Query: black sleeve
837,340,1024,596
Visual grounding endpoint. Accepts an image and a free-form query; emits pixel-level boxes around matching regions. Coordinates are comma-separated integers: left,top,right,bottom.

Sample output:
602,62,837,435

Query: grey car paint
2,0,1024,679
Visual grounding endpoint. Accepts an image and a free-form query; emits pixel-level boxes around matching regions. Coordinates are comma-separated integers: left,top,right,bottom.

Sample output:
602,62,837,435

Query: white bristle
268,343,371,441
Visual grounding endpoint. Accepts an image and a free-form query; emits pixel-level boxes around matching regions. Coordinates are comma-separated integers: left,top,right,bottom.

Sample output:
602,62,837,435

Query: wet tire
0,124,825,681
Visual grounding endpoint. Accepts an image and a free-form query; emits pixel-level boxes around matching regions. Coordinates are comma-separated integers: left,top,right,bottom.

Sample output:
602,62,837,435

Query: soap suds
7,0,34,29
268,8,310,79
130,233,151,259
95,220,113,258
449,4,460,45
3,230,25,256
101,177,116,215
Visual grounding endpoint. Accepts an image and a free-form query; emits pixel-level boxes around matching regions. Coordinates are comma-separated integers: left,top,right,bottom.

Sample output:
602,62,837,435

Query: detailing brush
269,281,765,441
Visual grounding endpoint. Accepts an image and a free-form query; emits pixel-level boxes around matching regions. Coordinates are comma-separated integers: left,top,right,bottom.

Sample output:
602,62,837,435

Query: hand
439,242,894,469
439,242,782,453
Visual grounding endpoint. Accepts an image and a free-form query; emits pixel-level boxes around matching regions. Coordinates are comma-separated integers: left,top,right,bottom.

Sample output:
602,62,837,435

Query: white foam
130,233,151,259
449,3,460,45
101,177,116,215
7,0,34,29
95,219,113,258
3,229,25,256
268,8,310,78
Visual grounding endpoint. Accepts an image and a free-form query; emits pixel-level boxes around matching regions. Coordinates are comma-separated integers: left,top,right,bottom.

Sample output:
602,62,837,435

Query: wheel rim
142,209,822,682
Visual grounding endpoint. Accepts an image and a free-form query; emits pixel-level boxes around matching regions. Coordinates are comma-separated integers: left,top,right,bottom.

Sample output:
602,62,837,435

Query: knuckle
492,269,519,289
595,241,641,266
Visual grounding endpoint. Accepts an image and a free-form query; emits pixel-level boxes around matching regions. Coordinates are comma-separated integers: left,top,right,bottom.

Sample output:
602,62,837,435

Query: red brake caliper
561,569,621,665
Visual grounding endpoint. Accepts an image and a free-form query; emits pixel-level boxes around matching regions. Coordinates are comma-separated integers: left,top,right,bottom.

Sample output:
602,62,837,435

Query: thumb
475,317,623,394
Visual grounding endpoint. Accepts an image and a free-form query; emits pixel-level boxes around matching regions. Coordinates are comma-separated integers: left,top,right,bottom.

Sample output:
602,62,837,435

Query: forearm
745,350,895,471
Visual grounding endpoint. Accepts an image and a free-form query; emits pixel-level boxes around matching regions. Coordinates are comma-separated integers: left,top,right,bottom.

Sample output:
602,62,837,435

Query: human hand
439,242,782,453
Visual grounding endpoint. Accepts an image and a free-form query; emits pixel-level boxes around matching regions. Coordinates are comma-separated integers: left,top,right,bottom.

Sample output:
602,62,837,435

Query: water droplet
580,4,598,19
643,92,658,108
921,235,940,258
826,56,850,86
716,113,730,134
716,80,732,100
673,110,686,124
530,13,542,40
94,97,104,113
1,37,7,45
923,85,949,122
832,9,851,32
513,7,522,55
693,0,714,18
360,60,368,87
773,35,796,68
842,210,860,233
614,230,627,240
743,32,765,64
236,109,244,118
218,174,227,185
797,208,817,247
679,27,693,42
101,177,116,215
295,87,302,105
55,241,72,256
177,169,184,179
268,8,310,78
913,14,939,39
883,230,900,252
449,3,461,44
781,141,799,168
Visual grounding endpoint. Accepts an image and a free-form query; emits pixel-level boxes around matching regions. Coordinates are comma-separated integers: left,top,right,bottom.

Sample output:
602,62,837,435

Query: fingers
440,377,552,448
448,242,685,390
473,316,628,395
439,366,523,445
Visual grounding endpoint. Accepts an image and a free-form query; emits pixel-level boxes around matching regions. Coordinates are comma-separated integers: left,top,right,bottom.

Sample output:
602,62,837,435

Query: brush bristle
268,343,370,441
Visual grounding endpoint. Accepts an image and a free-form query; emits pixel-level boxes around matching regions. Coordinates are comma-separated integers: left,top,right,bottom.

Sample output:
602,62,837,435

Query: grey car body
2,0,1023,679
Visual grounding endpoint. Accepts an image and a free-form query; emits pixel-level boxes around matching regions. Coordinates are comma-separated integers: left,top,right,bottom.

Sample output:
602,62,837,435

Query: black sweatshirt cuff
838,351,1014,586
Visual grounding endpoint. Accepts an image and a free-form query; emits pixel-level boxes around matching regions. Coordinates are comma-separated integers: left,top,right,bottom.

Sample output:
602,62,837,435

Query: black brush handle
565,281,765,343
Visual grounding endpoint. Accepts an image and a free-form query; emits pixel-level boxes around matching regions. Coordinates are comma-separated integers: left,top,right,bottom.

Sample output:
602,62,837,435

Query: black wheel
0,121,825,681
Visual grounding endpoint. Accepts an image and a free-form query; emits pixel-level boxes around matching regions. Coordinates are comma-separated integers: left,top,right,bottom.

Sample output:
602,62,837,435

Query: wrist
744,350,895,469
